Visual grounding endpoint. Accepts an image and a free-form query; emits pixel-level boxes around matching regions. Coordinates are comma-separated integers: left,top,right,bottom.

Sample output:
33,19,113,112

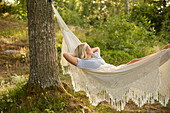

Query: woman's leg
127,59,141,65
127,44,170,65
127,50,162,65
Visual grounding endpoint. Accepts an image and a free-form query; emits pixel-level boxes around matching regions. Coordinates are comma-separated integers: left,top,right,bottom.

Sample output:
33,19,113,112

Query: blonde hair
74,43,88,59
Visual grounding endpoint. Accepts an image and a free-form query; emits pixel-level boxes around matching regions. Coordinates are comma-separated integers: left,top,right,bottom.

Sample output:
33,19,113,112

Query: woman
63,43,106,69
63,43,170,70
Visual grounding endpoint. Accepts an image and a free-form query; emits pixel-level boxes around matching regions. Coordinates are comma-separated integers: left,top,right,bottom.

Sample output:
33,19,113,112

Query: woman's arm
63,53,78,66
92,47,100,55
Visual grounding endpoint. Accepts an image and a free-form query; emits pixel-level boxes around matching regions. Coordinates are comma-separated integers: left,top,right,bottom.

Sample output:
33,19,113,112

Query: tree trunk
99,0,102,16
126,0,129,15
115,0,119,14
26,0,61,88
163,0,166,8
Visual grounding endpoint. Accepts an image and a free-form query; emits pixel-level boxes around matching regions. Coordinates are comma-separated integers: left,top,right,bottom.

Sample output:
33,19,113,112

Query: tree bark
163,0,166,8
126,0,129,15
99,0,102,16
144,0,146,3
115,0,119,14
26,0,61,88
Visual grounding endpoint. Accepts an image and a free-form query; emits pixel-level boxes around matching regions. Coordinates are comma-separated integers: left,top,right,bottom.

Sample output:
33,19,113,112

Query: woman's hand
92,47,100,55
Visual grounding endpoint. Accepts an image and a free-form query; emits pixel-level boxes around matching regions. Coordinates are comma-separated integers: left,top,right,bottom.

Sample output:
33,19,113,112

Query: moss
0,82,84,113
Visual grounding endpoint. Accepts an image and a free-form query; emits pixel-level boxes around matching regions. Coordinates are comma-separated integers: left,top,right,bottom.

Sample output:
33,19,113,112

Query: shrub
85,16,166,65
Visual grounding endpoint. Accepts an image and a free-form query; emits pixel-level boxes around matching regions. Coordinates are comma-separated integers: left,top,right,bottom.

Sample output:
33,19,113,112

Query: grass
0,83,80,113
0,14,170,113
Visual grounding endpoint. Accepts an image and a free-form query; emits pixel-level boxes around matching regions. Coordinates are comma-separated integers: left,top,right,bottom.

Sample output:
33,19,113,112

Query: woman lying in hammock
63,43,170,70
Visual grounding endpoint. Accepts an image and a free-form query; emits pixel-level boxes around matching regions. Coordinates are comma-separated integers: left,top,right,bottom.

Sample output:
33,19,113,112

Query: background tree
26,0,61,88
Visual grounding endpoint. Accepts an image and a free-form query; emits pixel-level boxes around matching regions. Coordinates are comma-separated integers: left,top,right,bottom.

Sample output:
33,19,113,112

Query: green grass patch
0,82,83,113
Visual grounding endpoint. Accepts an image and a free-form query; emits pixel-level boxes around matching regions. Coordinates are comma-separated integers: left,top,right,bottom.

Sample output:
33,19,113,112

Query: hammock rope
52,4,170,111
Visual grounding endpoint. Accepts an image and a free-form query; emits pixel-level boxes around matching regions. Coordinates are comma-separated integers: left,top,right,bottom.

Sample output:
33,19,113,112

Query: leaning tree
26,0,61,89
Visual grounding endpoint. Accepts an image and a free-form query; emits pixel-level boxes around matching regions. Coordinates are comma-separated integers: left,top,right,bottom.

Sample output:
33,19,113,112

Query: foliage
1,0,168,68
0,84,71,113
85,16,167,65
61,8,83,26
0,0,15,15
128,0,170,42
53,0,135,28
0,12,170,112
14,0,27,20
1,0,169,40
159,8,170,43
0,0,27,20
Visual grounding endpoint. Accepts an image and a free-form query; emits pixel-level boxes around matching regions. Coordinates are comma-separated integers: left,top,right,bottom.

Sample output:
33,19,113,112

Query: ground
0,14,170,113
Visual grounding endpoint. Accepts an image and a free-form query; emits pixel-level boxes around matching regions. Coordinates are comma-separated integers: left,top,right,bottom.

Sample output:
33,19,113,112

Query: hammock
52,4,170,111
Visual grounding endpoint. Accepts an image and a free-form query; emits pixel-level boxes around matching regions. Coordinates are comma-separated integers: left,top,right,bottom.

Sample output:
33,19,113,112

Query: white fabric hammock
52,4,170,111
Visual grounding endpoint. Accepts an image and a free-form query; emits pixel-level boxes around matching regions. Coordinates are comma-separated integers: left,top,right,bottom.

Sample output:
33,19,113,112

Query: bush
0,1,15,15
85,16,167,65
128,1,170,43
61,8,83,26
159,9,170,43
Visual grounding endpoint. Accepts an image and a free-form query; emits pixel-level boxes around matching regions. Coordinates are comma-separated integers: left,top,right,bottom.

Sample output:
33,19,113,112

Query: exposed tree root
59,82,84,106
59,82,76,99
59,82,91,111
25,82,86,111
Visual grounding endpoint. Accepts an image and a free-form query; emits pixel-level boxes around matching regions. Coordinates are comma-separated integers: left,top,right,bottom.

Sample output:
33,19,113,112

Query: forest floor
0,14,170,113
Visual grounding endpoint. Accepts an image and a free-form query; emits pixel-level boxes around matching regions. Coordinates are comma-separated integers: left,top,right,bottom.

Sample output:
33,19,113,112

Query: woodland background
0,0,169,112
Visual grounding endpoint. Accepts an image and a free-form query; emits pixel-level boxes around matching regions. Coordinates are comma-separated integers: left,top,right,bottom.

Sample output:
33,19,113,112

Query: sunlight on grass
0,79,82,113
0,74,28,95
0,29,27,38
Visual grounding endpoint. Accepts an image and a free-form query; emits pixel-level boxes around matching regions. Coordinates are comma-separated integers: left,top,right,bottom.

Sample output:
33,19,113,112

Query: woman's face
86,45,93,56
